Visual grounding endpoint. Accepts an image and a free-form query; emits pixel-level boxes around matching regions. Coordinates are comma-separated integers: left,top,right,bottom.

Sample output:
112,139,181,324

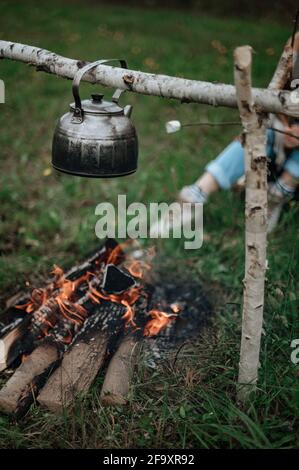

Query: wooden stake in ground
100,332,140,406
234,46,268,402
268,37,293,91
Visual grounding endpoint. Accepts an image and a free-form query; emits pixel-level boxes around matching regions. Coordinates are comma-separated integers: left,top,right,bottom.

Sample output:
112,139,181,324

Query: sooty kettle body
52,59,138,178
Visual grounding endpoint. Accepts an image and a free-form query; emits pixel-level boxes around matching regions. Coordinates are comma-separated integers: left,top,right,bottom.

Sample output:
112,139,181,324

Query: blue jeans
206,129,299,189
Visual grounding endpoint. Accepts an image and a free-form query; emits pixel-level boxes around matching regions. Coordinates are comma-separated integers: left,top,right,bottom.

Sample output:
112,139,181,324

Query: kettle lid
70,93,123,115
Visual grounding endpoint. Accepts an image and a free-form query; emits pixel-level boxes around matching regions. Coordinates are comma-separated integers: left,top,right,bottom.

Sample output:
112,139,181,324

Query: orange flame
53,270,91,326
15,287,49,313
88,284,142,328
51,264,64,279
144,310,176,337
106,244,124,265
21,353,29,363
125,260,151,279
16,266,91,341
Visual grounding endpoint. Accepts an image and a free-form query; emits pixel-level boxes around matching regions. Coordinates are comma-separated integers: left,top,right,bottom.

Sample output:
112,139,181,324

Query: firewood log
37,301,125,413
100,332,140,406
37,318,109,413
0,340,59,418
0,316,31,372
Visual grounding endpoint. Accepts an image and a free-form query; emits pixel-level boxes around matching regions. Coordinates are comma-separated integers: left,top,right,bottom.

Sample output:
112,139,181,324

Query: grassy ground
0,0,298,449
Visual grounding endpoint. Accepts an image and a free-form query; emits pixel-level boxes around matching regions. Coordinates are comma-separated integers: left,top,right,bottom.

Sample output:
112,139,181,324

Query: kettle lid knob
91,93,104,102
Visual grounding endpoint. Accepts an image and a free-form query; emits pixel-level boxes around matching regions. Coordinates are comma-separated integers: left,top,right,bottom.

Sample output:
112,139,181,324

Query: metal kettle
52,59,138,178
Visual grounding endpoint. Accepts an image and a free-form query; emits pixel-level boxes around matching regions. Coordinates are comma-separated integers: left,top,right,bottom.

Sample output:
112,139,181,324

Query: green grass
0,0,298,449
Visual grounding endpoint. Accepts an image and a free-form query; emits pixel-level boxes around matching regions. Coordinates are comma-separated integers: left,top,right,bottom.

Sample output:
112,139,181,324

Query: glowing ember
144,310,177,337
170,303,182,313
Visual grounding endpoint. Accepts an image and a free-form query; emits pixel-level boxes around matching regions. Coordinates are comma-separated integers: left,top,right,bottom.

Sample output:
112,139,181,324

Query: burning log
38,302,125,413
0,239,121,371
0,289,90,373
1,238,119,322
0,241,147,415
0,340,59,417
20,239,120,336
100,332,140,406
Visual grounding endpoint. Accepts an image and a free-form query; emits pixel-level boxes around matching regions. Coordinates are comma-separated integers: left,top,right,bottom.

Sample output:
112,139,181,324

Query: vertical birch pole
234,46,268,402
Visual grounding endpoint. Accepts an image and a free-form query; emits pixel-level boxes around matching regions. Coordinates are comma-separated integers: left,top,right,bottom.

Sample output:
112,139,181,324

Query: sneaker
178,185,208,204
150,184,208,237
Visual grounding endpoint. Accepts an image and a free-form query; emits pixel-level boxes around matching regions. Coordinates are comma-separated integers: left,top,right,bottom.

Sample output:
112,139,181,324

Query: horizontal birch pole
0,40,298,117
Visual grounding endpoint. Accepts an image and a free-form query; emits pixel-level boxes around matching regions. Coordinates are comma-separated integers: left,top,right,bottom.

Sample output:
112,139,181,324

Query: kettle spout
124,105,133,118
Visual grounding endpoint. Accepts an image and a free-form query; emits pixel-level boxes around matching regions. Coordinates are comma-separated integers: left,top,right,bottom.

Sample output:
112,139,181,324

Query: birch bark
234,46,268,401
0,40,297,116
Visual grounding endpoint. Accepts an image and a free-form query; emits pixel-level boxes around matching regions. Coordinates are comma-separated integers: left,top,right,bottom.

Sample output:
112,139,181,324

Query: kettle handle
72,59,128,118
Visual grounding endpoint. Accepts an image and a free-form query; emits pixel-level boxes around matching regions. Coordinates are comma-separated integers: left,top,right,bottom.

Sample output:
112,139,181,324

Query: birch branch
268,40,293,91
235,46,268,402
0,40,298,117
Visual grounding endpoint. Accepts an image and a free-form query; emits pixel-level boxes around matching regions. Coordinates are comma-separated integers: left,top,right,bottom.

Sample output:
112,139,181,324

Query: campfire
0,239,211,417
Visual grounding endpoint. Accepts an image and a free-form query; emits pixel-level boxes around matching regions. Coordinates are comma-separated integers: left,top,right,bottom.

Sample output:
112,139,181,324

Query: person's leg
282,149,299,187
179,129,276,203
152,129,294,236
153,140,246,237
267,148,299,232
179,138,246,203
194,172,219,194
